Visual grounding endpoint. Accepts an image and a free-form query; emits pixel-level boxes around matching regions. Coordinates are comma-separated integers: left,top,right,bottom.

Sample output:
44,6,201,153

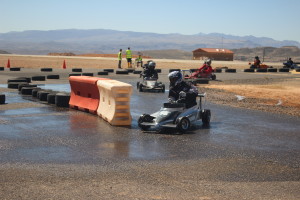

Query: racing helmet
206,59,212,65
148,61,156,69
168,71,182,86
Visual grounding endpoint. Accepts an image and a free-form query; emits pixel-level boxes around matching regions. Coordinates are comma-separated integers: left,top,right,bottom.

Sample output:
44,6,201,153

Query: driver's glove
179,91,186,98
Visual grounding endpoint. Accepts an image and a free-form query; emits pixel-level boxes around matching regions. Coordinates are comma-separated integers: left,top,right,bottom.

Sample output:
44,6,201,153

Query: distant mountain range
0,29,299,55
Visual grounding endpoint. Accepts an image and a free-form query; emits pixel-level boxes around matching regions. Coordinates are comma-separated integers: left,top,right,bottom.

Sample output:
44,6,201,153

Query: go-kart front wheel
202,109,211,125
177,117,190,133
136,82,140,90
161,84,165,93
138,114,151,131
211,74,216,80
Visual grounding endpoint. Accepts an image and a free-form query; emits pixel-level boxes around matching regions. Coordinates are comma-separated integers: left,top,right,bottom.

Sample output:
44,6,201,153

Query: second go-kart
182,70,215,84
137,77,165,93
138,93,211,133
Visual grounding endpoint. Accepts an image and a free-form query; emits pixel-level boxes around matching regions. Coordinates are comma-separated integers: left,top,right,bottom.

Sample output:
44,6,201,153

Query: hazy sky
1,0,300,42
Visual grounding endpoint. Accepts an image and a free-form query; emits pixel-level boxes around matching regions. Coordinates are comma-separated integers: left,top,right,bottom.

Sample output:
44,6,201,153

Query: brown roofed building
192,48,234,61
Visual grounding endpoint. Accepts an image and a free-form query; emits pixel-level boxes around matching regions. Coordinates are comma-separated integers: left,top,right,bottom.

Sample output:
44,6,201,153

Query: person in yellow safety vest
126,47,132,68
118,49,122,69
136,54,143,68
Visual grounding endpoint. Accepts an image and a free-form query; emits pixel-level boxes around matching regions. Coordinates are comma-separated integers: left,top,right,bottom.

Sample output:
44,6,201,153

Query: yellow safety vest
137,56,142,61
126,50,132,59
118,52,122,60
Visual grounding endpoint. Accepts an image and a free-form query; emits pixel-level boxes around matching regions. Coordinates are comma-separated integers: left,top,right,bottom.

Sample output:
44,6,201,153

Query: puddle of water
39,84,70,92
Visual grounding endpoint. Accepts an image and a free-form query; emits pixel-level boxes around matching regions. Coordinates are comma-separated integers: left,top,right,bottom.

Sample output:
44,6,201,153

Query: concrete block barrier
69,76,110,114
97,80,132,126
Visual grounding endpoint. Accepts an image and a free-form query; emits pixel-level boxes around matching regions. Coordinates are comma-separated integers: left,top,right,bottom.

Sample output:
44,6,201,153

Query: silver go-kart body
138,93,211,133
137,78,165,93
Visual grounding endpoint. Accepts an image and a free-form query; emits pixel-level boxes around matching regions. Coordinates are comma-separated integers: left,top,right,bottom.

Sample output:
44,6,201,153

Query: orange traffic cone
62,60,66,69
6,59,10,68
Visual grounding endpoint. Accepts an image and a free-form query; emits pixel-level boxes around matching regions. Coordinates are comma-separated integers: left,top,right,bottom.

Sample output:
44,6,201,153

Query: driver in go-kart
191,59,213,78
141,61,158,79
168,71,198,109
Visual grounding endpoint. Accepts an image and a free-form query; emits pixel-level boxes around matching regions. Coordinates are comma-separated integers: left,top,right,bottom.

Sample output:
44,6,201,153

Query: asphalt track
0,68,299,199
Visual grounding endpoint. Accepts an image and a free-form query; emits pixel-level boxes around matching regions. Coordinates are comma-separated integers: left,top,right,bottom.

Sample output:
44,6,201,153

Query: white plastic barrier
97,80,132,126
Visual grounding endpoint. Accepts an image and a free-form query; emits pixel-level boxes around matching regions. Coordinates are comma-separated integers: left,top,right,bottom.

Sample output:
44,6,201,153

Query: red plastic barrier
69,76,110,114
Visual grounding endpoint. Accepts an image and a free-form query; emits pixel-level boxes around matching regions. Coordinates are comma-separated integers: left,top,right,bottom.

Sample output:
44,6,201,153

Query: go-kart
182,70,215,84
137,77,165,93
138,93,211,133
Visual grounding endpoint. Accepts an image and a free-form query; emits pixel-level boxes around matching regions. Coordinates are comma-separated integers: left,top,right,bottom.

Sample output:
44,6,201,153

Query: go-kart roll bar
197,93,206,110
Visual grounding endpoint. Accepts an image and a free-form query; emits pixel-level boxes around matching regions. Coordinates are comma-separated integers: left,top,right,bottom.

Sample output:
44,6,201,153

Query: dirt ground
1,54,299,117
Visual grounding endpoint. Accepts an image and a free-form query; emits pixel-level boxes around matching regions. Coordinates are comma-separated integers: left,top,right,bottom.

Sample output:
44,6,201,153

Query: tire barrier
38,91,50,101
103,69,114,73
256,68,267,73
279,68,290,72
82,72,94,76
69,73,81,77
97,79,132,126
7,78,29,83
296,69,300,72
41,68,53,72
116,70,129,75
32,76,46,81
156,69,162,73
32,88,42,97
69,76,110,114
127,69,134,73
244,68,255,72
55,93,70,107
225,69,236,73
0,94,5,104
47,75,60,79
18,83,37,91
21,87,36,95
7,82,27,89
16,77,31,83
196,79,209,84
268,68,278,72
133,70,142,74
10,67,21,71
72,68,82,72
97,71,109,75
47,93,56,104
0,67,4,71
169,69,180,73
214,69,222,73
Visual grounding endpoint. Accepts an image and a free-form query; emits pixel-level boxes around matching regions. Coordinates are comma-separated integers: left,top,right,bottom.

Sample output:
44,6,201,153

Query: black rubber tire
55,93,70,107
16,77,31,83
177,117,190,133
47,75,60,79
202,109,211,125
139,84,143,92
211,74,216,80
7,78,28,83
214,68,222,73
190,69,197,72
21,87,35,95
97,71,109,75
41,68,53,72
127,69,134,73
296,69,300,72
0,67,4,71
136,82,140,90
169,69,180,73
103,69,114,73
72,68,82,72
138,114,151,131
8,82,27,89
82,73,93,76
0,94,5,104
32,88,41,97
38,91,50,101
47,93,56,104
9,67,21,71
69,73,81,77
279,68,290,72
18,83,29,91
161,84,165,93
116,70,129,74
256,68,267,73
197,79,209,84
268,68,278,72
133,70,142,74
156,69,162,73
244,68,255,72
225,69,236,73
32,76,46,81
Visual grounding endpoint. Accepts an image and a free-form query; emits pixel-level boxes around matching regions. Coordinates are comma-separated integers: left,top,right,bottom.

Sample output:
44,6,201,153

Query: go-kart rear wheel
137,82,140,90
138,114,151,131
139,84,143,92
161,84,165,93
177,117,190,133
211,74,216,80
202,109,211,125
